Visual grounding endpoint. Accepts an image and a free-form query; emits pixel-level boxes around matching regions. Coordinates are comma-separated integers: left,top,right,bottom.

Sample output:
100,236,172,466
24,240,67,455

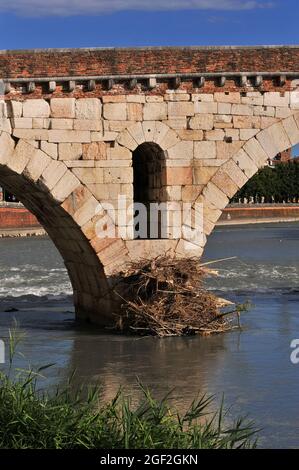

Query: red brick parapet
1,46,299,78
1,46,299,98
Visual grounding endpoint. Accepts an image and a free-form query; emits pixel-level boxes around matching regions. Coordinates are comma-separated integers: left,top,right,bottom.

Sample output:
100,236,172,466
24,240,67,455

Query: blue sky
0,0,297,50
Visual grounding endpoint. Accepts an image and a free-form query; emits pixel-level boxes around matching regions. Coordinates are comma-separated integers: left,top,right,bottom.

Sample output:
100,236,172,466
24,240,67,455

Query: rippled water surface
0,224,299,448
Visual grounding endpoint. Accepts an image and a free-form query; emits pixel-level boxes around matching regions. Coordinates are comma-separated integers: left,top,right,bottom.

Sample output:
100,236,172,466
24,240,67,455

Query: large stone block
103,103,127,121
108,144,131,160
239,129,259,140
175,239,204,258
194,141,216,159
40,160,67,190
91,131,118,142
146,95,166,102
83,142,107,160
0,102,7,119
211,169,239,198
233,149,258,179
225,129,240,141
12,117,32,129
48,130,91,143
6,101,22,118
73,119,102,131
233,116,261,128
275,107,293,119
24,149,51,182
214,114,233,128
243,137,269,167
0,132,15,165
61,185,91,216
127,122,145,145
85,183,109,201
214,92,240,104
165,92,190,102
253,106,275,117
143,102,167,121
166,167,192,185
216,141,243,160
13,129,49,140
205,129,225,141
218,102,232,114
102,95,126,103
193,167,218,185
189,114,213,130
177,129,203,140
32,118,50,129
52,171,81,202
194,102,217,114
264,92,289,107
154,122,170,145
72,168,104,184
181,185,203,202
191,93,214,102
168,102,194,117
50,118,73,130
103,167,133,184
256,123,291,159
41,141,58,159
23,99,50,118
8,140,33,174
73,195,100,227
127,103,143,121
165,185,182,201
58,143,83,161
158,128,180,150
116,129,138,150
166,141,193,159
50,98,76,118
202,182,229,210
142,121,156,142
231,104,254,116
76,98,102,120
126,95,146,103
241,93,264,106
282,116,299,146
260,116,279,129
163,119,187,129
219,160,248,189
95,160,131,168
106,120,134,131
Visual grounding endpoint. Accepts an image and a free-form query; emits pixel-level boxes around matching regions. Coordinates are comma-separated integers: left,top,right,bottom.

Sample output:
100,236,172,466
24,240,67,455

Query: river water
0,223,299,448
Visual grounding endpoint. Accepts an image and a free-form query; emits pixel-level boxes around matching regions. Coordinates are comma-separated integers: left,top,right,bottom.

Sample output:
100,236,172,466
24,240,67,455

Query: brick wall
0,207,40,229
1,46,299,78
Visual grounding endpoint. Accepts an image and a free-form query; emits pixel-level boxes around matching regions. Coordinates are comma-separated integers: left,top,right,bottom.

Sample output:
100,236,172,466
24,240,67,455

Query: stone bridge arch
1,45,299,324
194,112,299,242
1,98,299,325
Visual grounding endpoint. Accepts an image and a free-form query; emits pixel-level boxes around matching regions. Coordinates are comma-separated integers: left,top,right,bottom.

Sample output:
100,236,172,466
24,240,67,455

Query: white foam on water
205,262,299,293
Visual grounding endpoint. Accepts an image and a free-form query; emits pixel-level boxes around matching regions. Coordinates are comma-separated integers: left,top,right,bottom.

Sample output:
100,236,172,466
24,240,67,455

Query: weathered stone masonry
1,46,299,324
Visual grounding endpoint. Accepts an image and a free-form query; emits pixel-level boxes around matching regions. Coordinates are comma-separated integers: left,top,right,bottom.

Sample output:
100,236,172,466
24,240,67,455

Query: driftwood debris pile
113,256,242,337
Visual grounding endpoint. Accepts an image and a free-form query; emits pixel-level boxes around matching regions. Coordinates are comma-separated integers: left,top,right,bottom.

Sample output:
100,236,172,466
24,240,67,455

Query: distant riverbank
218,204,299,226
0,227,46,238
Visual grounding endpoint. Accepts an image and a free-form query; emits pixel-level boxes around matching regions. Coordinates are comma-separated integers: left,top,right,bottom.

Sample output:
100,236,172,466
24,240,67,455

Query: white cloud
0,0,274,17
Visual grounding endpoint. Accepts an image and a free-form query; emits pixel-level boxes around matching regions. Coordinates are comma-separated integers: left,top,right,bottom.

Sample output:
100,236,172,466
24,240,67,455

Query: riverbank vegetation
113,256,244,337
233,161,299,203
0,357,257,449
